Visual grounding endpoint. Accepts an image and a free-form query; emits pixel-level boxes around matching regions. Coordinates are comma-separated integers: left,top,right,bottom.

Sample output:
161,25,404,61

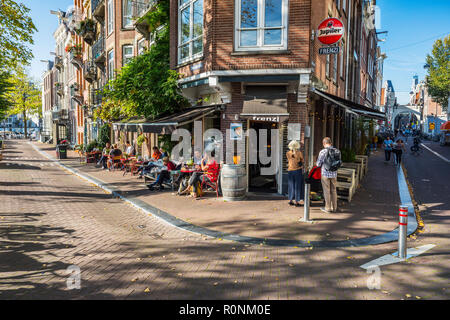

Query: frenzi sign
317,17,344,55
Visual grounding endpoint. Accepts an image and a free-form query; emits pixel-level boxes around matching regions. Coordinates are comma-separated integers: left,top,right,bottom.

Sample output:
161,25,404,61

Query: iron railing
92,36,105,61
92,0,105,15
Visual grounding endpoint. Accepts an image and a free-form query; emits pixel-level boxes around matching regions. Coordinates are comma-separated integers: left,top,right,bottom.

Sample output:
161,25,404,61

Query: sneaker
289,201,295,206
147,184,155,191
320,207,331,213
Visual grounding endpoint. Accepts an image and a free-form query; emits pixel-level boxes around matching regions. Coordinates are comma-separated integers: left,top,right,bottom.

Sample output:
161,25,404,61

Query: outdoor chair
110,156,123,171
200,169,220,198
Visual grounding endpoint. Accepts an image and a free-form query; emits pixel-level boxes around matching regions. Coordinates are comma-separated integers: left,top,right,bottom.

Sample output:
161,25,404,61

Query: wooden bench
341,162,362,185
355,155,369,175
336,168,357,202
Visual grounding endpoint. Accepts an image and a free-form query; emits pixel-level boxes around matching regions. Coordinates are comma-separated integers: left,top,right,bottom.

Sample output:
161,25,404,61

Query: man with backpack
316,137,342,213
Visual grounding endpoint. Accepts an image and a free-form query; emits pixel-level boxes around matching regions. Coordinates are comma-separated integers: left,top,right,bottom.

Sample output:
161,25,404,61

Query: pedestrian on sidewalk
382,136,394,162
393,139,407,166
316,137,342,213
286,140,304,207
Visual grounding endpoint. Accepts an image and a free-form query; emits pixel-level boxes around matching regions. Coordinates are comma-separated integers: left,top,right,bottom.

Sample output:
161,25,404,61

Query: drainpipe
345,0,352,100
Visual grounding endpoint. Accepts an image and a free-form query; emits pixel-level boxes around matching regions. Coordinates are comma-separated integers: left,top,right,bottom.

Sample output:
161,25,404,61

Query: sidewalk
35,143,401,244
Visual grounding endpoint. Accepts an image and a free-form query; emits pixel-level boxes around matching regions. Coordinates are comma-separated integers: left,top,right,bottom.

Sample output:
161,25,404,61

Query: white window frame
137,38,147,55
333,53,338,83
108,49,114,80
234,0,288,52
107,0,114,36
326,54,330,78
123,0,133,29
178,0,204,64
339,41,345,79
122,45,134,65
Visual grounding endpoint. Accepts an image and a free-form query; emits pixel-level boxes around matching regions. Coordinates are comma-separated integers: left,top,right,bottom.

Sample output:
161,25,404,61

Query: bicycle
410,144,423,156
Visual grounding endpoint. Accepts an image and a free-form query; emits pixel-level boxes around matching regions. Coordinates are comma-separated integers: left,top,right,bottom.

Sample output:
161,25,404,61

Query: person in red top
187,152,219,198
147,157,176,191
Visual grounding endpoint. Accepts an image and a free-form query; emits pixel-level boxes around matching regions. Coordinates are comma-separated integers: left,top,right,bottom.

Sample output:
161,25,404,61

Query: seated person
97,142,111,169
137,146,163,177
160,147,168,159
182,152,219,198
147,157,176,191
124,141,136,157
107,144,123,170
175,150,205,192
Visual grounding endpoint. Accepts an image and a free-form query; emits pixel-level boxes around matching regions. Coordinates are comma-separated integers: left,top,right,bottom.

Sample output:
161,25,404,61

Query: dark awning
113,106,221,134
312,88,386,121
240,87,289,122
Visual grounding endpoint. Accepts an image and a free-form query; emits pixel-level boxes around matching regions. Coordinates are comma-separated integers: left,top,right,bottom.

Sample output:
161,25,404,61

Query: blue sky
377,0,450,104
24,0,450,105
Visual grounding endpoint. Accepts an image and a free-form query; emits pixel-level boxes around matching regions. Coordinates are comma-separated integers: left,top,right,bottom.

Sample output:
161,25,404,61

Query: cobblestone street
0,140,448,300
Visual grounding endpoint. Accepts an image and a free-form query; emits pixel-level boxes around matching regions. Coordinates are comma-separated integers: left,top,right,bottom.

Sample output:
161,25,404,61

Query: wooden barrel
220,164,247,201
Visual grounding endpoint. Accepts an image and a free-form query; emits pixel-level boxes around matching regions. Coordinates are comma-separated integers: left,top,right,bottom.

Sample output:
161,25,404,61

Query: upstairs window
123,0,133,28
235,0,288,51
123,45,133,65
107,0,114,35
178,0,204,64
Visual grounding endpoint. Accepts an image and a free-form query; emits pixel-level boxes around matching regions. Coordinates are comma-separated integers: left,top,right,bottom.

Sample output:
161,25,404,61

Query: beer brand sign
317,18,345,45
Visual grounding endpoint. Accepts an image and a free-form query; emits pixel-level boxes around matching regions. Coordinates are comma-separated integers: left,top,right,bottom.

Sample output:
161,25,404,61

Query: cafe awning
113,105,221,134
312,88,386,121
240,87,290,122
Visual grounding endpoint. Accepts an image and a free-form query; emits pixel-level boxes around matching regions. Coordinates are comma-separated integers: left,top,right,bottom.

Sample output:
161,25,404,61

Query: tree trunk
23,110,28,139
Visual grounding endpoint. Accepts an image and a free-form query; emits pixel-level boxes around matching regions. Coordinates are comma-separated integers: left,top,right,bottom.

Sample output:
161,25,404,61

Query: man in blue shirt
383,136,394,162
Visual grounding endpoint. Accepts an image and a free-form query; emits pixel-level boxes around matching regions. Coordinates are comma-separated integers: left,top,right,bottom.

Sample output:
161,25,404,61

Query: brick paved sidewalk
36,142,401,243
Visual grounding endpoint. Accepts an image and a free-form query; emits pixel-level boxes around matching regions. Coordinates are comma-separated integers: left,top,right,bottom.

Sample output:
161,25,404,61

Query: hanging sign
317,18,345,45
319,46,340,55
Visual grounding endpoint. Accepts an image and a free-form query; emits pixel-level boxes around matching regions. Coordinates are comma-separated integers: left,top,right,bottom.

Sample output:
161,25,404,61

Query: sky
23,0,450,105
377,0,450,105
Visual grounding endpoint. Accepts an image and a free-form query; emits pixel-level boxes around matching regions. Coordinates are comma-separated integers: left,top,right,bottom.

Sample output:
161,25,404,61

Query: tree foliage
0,71,13,120
0,0,37,69
99,0,189,122
6,67,41,137
425,35,450,112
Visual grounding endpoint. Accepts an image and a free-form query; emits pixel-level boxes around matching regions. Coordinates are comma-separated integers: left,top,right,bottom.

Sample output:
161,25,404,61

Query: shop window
235,0,288,51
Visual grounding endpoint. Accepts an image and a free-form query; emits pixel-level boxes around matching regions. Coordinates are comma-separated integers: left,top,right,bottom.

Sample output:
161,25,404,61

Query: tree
0,71,13,120
7,67,41,138
0,0,37,69
98,0,189,122
425,35,450,112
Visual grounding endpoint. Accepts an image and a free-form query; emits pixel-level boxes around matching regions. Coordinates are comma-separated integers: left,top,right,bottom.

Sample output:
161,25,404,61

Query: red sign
317,18,345,45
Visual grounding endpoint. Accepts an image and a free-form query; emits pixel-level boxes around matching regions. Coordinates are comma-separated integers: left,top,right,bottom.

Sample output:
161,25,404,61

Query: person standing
286,140,304,207
393,139,407,165
382,136,394,162
316,137,342,213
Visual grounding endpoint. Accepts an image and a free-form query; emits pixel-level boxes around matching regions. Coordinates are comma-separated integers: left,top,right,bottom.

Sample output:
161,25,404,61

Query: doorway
248,121,278,193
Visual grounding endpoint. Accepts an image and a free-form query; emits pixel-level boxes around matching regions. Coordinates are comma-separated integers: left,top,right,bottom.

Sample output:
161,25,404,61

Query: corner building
170,0,384,194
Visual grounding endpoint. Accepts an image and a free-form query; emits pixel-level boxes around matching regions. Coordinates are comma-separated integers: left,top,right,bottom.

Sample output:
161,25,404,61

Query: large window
137,39,147,55
123,0,133,28
235,0,288,51
107,0,114,35
108,50,114,80
178,0,203,64
123,45,133,65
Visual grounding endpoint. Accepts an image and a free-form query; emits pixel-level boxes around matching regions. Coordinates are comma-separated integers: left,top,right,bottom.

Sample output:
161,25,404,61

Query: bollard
398,206,408,259
302,183,311,222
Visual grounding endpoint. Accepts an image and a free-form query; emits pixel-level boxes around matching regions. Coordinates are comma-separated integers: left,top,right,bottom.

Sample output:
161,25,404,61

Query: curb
30,142,418,248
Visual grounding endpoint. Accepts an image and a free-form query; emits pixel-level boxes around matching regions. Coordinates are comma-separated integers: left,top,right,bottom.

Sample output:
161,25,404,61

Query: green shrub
341,148,356,162
85,140,98,152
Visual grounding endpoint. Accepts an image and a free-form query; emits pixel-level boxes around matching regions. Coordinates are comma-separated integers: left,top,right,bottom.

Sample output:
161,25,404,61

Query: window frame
107,0,114,35
122,0,133,29
137,38,147,55
177,0,204,65
122,44,134,65
234,0,289,52
107,49,114,80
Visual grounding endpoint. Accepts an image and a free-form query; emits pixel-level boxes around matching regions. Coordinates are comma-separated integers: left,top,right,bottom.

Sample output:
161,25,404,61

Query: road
0,140,448,300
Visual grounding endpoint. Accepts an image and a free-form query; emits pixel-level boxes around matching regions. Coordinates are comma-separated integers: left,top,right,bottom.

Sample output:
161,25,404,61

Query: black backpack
323,147,342,172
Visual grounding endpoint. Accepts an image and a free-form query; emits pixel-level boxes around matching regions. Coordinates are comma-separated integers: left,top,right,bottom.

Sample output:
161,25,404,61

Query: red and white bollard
398,206,408,259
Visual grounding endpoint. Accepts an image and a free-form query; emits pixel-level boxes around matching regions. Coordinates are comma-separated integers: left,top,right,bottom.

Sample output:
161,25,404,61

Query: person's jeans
394,150,403,164
384,150,391,161
98,155,108,168
288,169,304,202
321,176,337,212
139,163,157,176
151,170,170,187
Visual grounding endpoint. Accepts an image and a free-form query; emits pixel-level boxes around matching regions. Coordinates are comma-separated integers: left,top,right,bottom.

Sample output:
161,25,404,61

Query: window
107,0,114,35
235,0,288,51
108,50,114,80
123,0,133,28
123,45,133,65
336,0,340,11
343,0,347,13
326,54,330,78
178,0,203,63
137,39,147,55
333,53,338,83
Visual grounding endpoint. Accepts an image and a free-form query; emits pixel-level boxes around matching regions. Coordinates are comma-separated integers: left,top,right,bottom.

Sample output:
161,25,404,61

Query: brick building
169,0,385,194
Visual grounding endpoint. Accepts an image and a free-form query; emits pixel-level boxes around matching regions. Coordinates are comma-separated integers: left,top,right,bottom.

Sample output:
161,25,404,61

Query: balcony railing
76,19,96,45
55,82,64,96
132,0,157,39
91,88,103,106
92,36,105,64
55,56,63,70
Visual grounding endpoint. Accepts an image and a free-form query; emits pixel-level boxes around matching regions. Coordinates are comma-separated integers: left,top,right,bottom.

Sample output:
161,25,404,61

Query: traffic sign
429,122,435,130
